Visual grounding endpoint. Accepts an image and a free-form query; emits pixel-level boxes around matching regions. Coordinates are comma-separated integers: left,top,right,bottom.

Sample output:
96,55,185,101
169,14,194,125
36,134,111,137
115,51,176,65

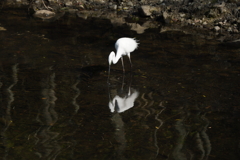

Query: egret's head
108,51,115,65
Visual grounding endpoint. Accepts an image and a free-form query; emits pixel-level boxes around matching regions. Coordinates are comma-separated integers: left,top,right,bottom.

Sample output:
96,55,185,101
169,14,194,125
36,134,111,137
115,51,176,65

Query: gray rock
109,4,117,10
140,5,151,16
179,13,185,18
65,1,73,6
139,5,161,16
208,9,219,18
112,4,117,10
34,10,56,20
127,1,133,7
0,26,7,31
163,11,171,23
214,26,220,31
227,27,232,32
163,11,169,19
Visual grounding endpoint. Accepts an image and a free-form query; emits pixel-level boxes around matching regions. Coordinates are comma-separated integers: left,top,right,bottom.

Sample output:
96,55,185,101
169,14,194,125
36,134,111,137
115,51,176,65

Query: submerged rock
0,26,7,31
34,10,56,20
33,10,65,21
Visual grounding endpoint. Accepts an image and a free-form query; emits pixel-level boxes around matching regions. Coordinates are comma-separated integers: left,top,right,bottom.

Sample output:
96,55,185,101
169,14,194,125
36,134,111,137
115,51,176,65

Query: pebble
214,26,220,31
179,13,185,18
113,4,117,10
227,27,232,32
109,4,117,10
117,5,122,9
127,2,133,7
66,1,73,6
141,5,151,16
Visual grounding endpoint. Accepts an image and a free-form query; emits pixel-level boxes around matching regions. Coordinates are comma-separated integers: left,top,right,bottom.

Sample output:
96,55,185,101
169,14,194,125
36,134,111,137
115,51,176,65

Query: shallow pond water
0,8,240,160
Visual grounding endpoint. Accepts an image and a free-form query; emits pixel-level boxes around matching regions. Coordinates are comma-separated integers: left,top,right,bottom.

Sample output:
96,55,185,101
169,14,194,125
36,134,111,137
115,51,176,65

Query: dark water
0,8,240,160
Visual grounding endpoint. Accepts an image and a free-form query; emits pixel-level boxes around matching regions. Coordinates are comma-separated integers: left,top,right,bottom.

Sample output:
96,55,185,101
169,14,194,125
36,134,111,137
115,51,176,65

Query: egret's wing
116,38,138,53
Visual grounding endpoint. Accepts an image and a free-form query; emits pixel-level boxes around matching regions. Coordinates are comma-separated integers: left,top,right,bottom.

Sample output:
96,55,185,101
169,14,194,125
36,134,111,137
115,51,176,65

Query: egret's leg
107,65,111,84
121,73,125,90
128,54,132,71
108,81,112,103
128,86,131,96
121,57,125,73
129,70,133,89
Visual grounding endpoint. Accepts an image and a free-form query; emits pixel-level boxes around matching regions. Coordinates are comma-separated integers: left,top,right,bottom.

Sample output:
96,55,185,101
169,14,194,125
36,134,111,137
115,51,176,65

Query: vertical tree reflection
34,67,60,159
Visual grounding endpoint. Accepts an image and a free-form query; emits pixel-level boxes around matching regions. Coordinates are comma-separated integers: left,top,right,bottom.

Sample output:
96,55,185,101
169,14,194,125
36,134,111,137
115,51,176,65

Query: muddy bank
1,0,240,42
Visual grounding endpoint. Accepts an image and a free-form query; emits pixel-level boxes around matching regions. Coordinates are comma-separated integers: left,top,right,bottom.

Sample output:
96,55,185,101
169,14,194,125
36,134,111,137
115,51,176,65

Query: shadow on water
0,8,240,160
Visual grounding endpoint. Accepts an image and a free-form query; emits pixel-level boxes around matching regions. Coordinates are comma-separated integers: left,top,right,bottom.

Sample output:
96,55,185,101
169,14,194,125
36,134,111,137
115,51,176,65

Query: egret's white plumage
108,37,138,73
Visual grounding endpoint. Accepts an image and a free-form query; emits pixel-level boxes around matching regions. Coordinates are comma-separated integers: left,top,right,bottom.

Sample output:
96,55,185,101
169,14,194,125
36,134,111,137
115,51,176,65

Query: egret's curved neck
112,53,120,64
109,48,124,64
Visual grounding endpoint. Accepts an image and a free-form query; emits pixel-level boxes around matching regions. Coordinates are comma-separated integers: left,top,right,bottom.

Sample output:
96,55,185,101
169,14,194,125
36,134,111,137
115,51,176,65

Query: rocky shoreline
2,0,240,42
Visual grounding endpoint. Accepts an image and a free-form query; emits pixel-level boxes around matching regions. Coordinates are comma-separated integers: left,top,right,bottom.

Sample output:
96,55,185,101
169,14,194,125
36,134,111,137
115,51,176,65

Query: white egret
108,37,139,77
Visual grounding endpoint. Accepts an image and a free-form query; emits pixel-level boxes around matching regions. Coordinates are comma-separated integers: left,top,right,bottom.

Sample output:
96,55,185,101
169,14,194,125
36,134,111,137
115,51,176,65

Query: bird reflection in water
108,70,138,114
109,87,139,113
108,72,139,159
